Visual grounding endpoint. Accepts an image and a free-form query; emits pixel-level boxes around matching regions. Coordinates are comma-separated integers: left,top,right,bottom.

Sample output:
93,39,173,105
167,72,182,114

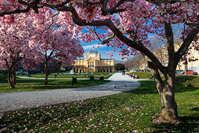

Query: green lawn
0,74,110,93
17,72,112,79
0,76,198,132
128,72,153,79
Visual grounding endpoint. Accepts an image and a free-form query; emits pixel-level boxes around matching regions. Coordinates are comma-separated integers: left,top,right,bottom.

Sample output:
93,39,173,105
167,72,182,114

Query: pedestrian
27,73,31,78
135,75,137,78
133,74,135,78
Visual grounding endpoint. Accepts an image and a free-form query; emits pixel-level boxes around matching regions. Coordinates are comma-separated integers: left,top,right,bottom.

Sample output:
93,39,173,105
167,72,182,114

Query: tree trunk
44,73,48,85
148,62,179,124
184,63,188,75
44,61,48,85
8,68,15,88
13,63,16,84
155,74,179,123
159,74,178,123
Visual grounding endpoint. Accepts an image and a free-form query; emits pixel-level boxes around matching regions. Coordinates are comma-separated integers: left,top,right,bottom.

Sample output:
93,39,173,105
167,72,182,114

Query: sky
81,40,128,62
80,27,131,62
80,34,158,62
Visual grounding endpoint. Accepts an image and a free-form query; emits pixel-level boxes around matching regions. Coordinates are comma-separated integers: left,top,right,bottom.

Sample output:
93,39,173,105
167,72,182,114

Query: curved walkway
0,73,140,113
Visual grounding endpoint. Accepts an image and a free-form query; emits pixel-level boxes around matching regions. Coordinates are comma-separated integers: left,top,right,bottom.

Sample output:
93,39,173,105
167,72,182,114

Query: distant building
73,48,115,73
139,46,168,71
138,42,199,73
175,42,199,72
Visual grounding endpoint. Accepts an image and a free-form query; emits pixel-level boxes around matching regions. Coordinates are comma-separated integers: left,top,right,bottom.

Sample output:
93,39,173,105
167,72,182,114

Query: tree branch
175,26,199,65
39,0,72,8
42,12,59,33
0,0,71,16
83,0,103,7
164,23,174,69
0,7,30,16
148,61,164,93
146,0,180,6
102,0,128,15
99,33,115,44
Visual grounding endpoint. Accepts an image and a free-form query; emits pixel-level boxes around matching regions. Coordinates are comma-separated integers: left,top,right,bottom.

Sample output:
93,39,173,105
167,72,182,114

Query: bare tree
125,54,143,71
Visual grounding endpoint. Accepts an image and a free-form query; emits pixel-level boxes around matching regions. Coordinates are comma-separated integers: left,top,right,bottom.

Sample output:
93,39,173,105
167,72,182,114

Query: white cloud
82,44,106,50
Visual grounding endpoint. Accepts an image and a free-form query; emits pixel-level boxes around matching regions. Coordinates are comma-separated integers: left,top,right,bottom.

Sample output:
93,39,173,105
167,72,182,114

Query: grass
0,76,199,132
0,74,110,93
128,72,153,79
17,72,113,79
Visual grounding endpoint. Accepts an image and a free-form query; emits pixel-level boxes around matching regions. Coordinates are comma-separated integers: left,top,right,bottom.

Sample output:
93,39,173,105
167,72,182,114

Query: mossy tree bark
148,61,178,123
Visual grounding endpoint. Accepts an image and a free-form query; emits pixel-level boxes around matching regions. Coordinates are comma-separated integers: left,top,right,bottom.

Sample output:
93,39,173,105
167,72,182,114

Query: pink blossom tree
1,0,199,123
33,27,84,84
0,14,40,88
28,8,84,84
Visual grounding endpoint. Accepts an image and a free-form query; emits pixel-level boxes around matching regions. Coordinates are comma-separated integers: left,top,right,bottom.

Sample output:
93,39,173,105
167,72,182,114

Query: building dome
88,47,98,54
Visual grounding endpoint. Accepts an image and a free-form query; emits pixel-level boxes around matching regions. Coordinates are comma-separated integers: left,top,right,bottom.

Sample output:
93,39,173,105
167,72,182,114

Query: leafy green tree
114,63,125,71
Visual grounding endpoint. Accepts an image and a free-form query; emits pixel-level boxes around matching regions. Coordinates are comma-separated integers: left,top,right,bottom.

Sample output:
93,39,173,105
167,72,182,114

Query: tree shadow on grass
15,79,109,90
151,106,199,132
191,107,199,111
0,74,8,83
175,83,199,94
17,78,48,83
0,94,123,131
128,79,199,95
151,114,199,132
128,80,158,94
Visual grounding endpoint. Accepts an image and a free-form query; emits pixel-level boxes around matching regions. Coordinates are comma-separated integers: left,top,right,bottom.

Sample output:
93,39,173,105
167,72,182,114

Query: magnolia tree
33,27,84,84
1,0,199,123
0,14,40,88
0,7,84,86
28,8,84,84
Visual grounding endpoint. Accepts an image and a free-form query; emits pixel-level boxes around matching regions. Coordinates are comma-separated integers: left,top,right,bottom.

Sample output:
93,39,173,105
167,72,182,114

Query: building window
88,62,94,68
197,51,199,56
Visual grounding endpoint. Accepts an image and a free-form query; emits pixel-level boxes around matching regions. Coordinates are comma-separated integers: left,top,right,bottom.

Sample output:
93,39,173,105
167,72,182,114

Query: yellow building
175,42,199,72
139,46,168,71
139,42,199,73
73,48,115,73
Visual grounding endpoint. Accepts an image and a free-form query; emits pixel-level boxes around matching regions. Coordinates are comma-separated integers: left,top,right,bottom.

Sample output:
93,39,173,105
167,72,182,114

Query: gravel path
0,73,140,113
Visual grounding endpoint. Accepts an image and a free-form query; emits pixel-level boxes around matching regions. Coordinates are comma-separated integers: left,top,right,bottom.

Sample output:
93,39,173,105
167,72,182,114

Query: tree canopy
114,63,125,71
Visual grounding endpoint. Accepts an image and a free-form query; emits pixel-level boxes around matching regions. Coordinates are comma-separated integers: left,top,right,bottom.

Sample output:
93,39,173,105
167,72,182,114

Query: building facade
138,42,199,73
73,48,115,73
139,46,168,71
175,42,199,72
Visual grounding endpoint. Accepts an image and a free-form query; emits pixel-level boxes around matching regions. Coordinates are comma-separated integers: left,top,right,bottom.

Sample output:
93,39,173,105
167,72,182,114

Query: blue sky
80,34,157,62
80,27,131,62
81,40,128,62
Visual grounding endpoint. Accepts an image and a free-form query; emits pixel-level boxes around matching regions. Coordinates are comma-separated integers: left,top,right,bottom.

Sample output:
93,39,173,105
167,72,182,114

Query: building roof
101,59,113,60
88,47,98,54
76,57,85,60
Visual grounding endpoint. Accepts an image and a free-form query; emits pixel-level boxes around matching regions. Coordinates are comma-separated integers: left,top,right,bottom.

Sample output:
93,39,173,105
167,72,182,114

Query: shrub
99,76,104,80
90,76,94,80
176,75,199,88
